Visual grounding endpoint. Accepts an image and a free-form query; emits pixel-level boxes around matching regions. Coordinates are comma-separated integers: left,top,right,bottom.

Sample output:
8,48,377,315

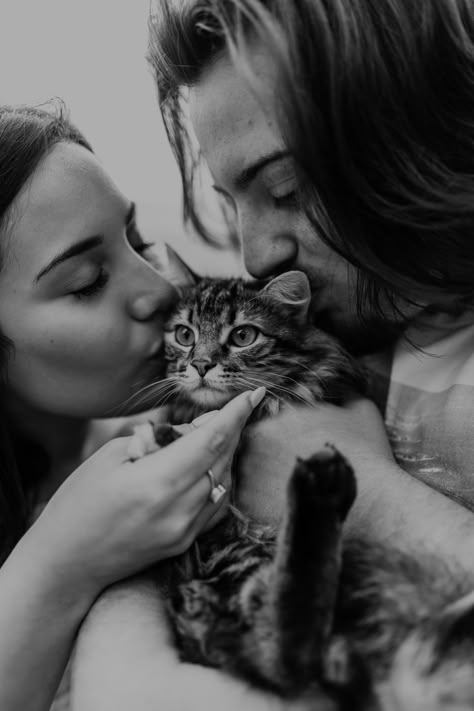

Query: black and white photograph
1,2,474,710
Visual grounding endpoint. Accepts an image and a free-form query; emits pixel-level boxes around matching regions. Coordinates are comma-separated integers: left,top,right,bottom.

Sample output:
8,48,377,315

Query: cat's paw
322,636,353,687
153,423,182,448
128,422,181,459
172,580,207,617
127,421,160,461
292,445,357,520
323,636,372,708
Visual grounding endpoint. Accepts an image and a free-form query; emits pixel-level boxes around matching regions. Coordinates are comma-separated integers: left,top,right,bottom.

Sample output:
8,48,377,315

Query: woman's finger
186,467,230,519
157,459,231,557
132,387,266,491
180,466,232,545
191,410,219,427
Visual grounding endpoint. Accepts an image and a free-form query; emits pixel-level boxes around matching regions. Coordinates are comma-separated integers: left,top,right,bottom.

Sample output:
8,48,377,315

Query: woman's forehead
1,142,125,276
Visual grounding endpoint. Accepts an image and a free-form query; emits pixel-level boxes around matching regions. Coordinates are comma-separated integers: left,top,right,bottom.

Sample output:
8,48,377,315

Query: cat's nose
191,359,215,377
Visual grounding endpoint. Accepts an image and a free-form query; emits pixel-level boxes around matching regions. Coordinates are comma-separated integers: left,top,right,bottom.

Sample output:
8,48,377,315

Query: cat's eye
229,326,259,348
175,325,195,347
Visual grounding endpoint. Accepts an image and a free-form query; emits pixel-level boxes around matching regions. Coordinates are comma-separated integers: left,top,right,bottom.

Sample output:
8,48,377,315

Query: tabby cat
160,269,365,422
139,270,474,711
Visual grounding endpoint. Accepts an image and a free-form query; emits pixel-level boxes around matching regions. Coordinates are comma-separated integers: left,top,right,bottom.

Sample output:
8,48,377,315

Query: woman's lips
147,341,163,359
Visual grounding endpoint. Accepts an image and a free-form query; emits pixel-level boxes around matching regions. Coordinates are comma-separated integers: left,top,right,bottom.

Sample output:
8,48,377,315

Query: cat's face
162,271,311,409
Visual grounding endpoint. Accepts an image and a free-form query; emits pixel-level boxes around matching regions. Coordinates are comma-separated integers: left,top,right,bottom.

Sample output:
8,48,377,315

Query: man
149,0,474,535
72,1,474,708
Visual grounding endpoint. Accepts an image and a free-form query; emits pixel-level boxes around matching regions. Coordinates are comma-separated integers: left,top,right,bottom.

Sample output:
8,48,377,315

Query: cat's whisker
264,361,338,399
243,373,315,406
150,386,182,410
238,375,300,405
281,356,333,382
112,378,181,416
123,376,178,403
130,382,179,409
251,369,309,389
255,370,320,400
134,380,183,412
260,360,324,385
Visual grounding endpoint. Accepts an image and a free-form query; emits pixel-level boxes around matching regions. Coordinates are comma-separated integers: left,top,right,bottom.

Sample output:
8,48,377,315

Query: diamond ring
206,469,227,504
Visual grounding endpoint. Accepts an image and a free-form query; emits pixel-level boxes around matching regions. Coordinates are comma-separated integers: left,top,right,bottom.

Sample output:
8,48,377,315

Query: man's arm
237,399,474,571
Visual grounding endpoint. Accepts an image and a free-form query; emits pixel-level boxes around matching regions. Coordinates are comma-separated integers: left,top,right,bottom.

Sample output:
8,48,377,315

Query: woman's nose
129,275,178,322
240,214,298,280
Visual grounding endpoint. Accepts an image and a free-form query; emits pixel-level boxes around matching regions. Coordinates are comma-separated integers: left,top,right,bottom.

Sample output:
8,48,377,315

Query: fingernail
249,386,266,408
192,410,218,426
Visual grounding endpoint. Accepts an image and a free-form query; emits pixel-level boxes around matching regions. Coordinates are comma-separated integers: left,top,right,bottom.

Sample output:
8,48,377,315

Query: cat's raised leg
242,446,356,693
126,422,180,461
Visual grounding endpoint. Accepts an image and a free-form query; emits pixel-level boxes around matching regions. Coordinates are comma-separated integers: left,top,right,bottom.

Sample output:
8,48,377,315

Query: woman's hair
148,0,474,315
0,102,91,564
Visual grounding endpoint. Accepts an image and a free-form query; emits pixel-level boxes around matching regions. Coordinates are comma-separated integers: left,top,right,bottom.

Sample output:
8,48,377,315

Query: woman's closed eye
70,266,109,300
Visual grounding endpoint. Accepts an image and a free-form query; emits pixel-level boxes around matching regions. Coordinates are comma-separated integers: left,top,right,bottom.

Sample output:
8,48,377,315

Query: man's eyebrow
234,150,291,189
35,235,104,283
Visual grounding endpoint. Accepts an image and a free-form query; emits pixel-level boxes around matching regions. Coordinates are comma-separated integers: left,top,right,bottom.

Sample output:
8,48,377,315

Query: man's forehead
189,54,283,186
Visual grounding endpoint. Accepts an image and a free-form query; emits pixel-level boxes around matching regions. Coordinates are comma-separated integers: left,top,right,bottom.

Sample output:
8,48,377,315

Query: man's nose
241,219,298,280
129,275,177,321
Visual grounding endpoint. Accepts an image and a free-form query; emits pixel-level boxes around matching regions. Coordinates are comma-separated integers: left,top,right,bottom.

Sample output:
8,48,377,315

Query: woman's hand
27,387,265,600
236,398,394,525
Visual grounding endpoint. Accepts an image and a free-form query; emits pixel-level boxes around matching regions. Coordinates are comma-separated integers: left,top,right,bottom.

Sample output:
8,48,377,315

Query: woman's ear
261,270,311,324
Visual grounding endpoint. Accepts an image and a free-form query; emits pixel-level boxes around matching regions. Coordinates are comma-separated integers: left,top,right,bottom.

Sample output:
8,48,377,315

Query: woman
0,102,265,711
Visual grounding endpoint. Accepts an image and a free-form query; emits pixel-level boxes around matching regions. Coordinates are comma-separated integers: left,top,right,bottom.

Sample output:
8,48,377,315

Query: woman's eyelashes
126,220,155,256
70,266,109,300
70,224,155,301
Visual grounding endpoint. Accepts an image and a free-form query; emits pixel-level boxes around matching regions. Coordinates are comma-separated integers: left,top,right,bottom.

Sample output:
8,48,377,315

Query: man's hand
236,398,393,525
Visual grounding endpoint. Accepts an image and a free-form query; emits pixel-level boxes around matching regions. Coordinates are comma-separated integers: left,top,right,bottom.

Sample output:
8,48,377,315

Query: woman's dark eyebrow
234,150,291,189
35,235,104,283
35,203,135,284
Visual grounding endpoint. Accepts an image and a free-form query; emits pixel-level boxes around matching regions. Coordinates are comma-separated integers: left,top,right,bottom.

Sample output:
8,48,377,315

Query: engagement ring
206,468,226,504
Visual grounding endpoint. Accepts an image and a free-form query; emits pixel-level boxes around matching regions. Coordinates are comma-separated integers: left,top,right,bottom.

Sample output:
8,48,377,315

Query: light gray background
0,0,240,274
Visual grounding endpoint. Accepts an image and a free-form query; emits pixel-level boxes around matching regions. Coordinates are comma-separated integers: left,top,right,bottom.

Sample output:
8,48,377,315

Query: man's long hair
149,0,474,317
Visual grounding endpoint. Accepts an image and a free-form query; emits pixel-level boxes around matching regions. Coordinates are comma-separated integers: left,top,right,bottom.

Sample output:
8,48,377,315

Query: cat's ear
261,271,311,323
163,244,200,287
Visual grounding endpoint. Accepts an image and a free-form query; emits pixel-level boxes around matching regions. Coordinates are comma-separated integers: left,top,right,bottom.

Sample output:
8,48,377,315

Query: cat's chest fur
136,271,474,710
